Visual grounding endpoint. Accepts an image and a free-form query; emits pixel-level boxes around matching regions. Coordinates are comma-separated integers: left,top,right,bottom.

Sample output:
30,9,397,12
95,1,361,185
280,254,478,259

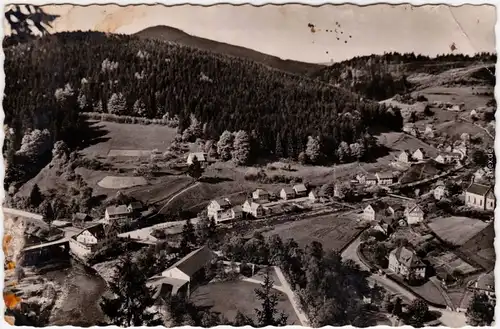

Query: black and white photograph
2,3,496,327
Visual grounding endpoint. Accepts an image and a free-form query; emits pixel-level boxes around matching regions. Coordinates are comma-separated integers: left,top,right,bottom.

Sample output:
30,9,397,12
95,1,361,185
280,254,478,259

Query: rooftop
165,246,215,278
466,183,491,196
391,246,424,268
106,205,129,216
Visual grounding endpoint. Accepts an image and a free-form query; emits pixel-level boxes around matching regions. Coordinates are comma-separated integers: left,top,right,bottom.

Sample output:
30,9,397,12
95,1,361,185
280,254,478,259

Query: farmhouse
398,150,411,163
187,152,208,166
403,123,418,137
424,125,434,138
388,246,426,281
127,201,144,213
365,174,378,186
231,206,243,221
376,172,394,186
363,202,395,222
470,272,495,301
242,200,265,218
104,205,132,224
75,224,106,246
308,190,318,202
252,189,269,202
452,143,467,160
280,187,295,200
207,198,238,223
434,152,458,164
433,182,448,201
374,215,398,235
293,184,308,197
158,246,216,297
412,148,425,161
465,183,495,211
404,203,424,225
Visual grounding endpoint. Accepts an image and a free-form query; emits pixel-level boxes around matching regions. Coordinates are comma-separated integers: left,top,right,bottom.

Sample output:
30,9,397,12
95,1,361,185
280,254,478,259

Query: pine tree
107,92,127,115
180,219,197,254
29,184,43,208
99,253,162,326
232,130,251,165
254,267,288,327
187,156,204,180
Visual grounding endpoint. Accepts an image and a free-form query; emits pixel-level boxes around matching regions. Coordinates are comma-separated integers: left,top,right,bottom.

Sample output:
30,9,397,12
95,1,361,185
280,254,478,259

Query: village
5,130,495,327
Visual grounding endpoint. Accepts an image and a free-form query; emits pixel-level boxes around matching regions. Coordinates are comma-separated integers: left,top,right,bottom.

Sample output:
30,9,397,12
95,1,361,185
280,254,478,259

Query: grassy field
97,176,148,189
260,212,363,252
81,121,177,157
428,216,489,246
459,222,495,271
191,281,299,325
126,175,194,204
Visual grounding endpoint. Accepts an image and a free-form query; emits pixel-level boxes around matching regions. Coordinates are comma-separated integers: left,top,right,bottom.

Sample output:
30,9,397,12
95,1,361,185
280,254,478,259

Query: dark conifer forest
3,32,403,161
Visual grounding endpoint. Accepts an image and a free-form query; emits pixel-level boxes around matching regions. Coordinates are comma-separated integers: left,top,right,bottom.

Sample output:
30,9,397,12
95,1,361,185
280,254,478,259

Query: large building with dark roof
465,182,495,211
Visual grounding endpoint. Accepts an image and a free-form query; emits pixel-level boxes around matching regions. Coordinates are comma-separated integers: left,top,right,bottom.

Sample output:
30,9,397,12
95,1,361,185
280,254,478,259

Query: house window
468,195,470,202
480,200,483,206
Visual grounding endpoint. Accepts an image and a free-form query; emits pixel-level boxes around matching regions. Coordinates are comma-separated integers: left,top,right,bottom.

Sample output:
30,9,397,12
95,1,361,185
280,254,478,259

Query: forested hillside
3,31,403,186
313,52,496,100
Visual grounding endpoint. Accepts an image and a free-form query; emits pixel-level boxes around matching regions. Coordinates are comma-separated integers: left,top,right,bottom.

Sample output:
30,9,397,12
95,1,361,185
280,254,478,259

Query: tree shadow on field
199,176,233,184
72,121,111,150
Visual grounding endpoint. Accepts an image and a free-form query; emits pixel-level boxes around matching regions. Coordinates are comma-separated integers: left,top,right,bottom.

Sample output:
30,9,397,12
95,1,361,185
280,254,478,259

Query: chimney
471,175,475,184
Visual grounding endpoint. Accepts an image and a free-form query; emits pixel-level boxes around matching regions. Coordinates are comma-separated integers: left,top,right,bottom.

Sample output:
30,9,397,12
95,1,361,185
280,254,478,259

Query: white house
452,143,467,160
104,205,132,224
465,183,495,211
252,189,269,202
308,191,318,202
412,148,425,161
75,224,106,246
376,172,394,186
424,125,434,138
187,152,208,167
388,246,426,281
242,200,265,218
433,182,448,201
404,203,424,225
398,150,411,163
293,184,308,197
365,174,378,186
280,187,295,200
207,198,235,223
363,203,395,222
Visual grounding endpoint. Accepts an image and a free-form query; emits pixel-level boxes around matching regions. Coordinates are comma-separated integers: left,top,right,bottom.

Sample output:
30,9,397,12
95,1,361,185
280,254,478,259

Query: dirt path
273,266,310,326
155,181,201,214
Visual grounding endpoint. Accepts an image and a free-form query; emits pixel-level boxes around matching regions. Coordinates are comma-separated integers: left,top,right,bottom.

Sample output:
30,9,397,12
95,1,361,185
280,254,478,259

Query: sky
4,4,496,63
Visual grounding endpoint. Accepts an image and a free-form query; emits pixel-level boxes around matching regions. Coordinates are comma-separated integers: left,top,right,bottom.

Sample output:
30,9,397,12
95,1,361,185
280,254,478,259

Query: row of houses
397,148,427,163
207,184,310,223
356,172,395,187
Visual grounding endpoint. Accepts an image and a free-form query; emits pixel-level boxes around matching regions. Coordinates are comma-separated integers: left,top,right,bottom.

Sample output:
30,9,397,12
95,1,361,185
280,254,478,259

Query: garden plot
97,176,148,189
428,216,488,246
428,252,479,276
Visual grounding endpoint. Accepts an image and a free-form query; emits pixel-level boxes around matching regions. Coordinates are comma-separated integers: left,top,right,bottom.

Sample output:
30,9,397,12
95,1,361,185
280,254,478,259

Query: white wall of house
466,192,486,210
76,231,98,245
434,186,446,200
486,195,495,211
363,206,375,221
398,152,409,163
406,210,424,225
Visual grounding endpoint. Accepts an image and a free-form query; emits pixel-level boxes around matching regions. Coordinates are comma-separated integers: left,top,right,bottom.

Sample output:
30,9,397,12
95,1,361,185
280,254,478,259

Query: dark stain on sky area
307,22,353,53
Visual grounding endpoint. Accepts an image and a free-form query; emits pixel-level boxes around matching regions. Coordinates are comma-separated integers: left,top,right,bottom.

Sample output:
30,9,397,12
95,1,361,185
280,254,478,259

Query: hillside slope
3,31,402,168
135,25,323,76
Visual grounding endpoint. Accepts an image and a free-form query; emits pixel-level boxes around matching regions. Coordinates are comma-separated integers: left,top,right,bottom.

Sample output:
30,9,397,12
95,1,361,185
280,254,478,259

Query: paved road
341,235,467,328
274,266,310,327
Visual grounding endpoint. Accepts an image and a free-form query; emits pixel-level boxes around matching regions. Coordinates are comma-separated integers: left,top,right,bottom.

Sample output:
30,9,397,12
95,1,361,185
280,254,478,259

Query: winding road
341,234,467,327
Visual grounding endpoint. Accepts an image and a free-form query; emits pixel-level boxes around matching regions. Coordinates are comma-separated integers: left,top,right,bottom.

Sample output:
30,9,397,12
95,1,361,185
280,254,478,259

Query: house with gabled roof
376,172,394,186
433,181,448,201
398,150,411,163
104,205,132,224
252,188,269,202
207,198,237,223
280,187,295,200
412,148,426,161
156,246,216,297
365,174,378,186
363,202,395,222
465,182,495,211
388,246,426,281
293,184,308,197
187,152,208,167
242,200,265,218
404,203,424,225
